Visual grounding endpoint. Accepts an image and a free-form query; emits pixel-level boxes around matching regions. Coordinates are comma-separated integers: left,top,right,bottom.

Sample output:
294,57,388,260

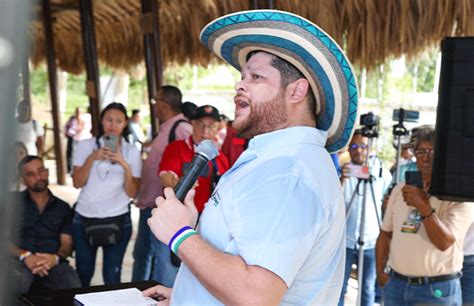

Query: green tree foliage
411,51,437,93
30,65,48,104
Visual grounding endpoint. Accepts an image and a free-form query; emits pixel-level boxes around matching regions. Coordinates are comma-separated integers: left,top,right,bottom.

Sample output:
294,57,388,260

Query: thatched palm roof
30,0,474,74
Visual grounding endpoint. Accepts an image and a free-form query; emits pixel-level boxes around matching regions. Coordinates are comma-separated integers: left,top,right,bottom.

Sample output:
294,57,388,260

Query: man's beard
353,155,366,165
29,179,48,192
233,89,288,139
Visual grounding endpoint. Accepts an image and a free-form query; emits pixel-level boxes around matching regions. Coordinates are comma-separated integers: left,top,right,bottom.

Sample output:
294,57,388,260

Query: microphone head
197,140,218,160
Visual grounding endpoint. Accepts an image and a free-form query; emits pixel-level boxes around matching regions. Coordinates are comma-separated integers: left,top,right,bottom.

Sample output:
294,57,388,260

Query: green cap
434,289,443,298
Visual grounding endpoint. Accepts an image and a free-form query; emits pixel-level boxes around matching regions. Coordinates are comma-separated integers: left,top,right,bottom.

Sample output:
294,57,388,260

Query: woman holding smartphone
72,102,141,286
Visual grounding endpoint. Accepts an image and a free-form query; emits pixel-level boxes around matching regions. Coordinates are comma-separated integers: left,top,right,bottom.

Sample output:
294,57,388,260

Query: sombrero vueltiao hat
200,10,358,153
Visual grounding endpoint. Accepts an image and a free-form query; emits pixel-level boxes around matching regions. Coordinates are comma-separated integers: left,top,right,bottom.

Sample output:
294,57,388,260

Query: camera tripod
344,133,382,306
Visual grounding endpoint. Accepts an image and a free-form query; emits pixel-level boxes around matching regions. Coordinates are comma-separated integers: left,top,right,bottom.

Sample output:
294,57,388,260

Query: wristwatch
19,251,32,262
420,208,436,220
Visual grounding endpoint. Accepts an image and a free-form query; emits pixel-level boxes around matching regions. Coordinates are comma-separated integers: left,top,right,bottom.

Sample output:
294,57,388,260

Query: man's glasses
415,149,434,158
349,143,368,151
195,122,219,131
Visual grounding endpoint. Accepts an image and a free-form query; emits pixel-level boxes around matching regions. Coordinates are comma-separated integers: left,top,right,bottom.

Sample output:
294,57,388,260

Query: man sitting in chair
8,156,80,299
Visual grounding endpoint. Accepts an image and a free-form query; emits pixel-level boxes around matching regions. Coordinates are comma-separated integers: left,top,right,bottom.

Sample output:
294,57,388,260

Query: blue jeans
383,274,462,305
72,212,132,286
131,207,154,281
338,247,376,306
462,255,474,305
151,237,179,287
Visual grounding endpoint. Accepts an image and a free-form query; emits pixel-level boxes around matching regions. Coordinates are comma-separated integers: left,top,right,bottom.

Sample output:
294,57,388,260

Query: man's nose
421,154,432,161
235,79,246,93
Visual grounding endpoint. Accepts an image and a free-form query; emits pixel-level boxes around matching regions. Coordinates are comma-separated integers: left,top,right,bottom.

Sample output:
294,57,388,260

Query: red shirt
222,126,247,166
159,137,230,212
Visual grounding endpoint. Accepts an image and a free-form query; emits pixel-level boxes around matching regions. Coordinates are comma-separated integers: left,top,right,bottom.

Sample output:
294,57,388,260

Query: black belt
390,270,462,285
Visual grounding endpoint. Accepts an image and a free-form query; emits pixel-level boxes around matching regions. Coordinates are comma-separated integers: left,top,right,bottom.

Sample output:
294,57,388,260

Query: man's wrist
420,208,435,220
168,226,198,255
19,250,32,262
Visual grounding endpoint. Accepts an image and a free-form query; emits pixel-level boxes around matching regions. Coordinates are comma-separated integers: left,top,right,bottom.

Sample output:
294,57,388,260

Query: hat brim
200,10,358,153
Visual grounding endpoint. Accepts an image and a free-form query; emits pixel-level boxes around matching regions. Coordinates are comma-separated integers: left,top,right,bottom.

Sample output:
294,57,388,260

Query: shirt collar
248,126,327,154
229,127,327,173
185,136,197,152
23,189,56,211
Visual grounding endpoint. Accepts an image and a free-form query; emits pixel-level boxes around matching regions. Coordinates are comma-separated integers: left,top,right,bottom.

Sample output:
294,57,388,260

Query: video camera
360,112,379,127
360,112,379,138
392,108,419,137
393,109,419,123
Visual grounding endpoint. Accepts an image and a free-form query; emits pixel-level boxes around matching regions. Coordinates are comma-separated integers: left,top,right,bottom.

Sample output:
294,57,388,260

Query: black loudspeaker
431,37,474,202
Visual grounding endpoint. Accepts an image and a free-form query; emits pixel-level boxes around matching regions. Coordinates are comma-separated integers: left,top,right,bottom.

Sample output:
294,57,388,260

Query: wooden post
141,0,162,137
151,1,163,94
79,0,101,136
42,0,66,185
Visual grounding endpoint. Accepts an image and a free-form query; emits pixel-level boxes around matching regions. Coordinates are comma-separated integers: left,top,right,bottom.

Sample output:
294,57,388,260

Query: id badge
401,209,421,234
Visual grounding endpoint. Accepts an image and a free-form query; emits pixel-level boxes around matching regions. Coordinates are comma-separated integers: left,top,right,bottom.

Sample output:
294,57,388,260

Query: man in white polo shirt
144,10,359,305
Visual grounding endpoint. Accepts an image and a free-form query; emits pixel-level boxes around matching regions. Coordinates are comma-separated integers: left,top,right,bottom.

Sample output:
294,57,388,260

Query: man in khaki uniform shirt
376,126,473,306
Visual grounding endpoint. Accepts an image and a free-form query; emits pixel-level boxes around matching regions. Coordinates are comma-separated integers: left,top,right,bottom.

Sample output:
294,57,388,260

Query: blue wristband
168,226,193,250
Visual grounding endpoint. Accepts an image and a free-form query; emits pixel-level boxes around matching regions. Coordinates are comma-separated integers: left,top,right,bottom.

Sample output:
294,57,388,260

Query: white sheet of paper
74,288,157,306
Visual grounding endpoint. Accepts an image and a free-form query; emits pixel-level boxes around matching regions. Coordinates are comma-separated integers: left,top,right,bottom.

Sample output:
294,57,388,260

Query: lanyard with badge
401,208,422,233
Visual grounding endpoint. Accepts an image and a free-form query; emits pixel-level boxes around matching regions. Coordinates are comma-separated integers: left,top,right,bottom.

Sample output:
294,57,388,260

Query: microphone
174,140,218,201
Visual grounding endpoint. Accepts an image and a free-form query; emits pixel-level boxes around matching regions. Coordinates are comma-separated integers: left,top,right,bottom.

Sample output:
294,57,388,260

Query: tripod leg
368,179,382,227
345,179,363,219
355,180,369,306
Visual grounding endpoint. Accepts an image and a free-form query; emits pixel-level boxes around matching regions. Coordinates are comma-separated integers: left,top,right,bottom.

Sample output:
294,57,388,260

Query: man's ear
286,78,310,104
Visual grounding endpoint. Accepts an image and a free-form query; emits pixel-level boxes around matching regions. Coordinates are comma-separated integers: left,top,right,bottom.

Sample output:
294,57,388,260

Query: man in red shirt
159,105,230,213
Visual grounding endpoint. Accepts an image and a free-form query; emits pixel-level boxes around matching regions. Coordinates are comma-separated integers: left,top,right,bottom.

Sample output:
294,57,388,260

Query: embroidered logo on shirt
210,190,221,207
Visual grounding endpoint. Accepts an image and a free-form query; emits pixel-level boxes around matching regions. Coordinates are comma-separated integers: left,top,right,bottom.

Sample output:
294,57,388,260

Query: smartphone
405,170,423,188
345,164,370,179
104,135,117,152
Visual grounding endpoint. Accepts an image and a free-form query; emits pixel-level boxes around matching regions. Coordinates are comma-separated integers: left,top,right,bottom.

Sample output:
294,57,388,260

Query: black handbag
82,215,123,247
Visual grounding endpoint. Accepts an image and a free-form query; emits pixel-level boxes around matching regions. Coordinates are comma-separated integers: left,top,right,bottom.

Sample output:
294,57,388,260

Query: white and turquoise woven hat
200,10,358,153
